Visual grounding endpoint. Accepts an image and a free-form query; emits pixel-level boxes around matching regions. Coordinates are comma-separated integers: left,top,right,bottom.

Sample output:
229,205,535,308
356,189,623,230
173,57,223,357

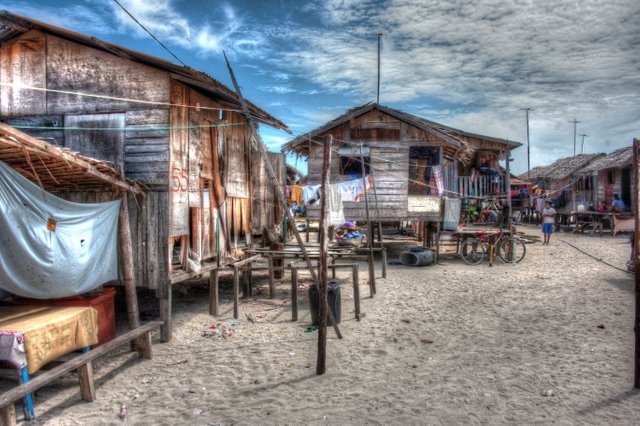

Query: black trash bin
309,279,341,326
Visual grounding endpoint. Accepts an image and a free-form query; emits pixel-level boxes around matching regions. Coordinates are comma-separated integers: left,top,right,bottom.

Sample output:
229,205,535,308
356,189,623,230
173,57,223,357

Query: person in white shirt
541,200,556,245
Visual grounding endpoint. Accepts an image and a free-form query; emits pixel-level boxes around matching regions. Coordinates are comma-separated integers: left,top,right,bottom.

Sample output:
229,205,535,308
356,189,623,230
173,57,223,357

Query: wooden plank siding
124,109,170,187
0,30,46,116
45,33,170,114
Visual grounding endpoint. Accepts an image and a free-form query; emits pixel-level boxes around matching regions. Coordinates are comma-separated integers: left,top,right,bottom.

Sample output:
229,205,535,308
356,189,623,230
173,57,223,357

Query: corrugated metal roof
0,10,288,131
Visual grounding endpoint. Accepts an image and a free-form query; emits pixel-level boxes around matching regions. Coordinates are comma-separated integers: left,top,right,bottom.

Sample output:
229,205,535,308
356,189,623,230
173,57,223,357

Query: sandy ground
7,225,640,425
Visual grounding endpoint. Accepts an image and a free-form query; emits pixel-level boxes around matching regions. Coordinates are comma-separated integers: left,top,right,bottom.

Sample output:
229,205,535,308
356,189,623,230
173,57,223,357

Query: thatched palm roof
579,147,632,174
0,123,140,193
522,153,604,181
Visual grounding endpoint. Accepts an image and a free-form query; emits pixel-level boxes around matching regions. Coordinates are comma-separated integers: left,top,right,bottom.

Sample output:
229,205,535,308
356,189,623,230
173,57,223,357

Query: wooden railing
457,175,506,198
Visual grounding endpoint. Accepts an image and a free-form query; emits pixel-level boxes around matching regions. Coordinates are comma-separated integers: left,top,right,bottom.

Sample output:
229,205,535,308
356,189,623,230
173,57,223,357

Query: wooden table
0,306,98,420
568,211,610,236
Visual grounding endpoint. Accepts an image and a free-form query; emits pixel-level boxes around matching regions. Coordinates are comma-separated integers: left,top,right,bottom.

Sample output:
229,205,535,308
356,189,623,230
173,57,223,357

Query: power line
0,82,242,113
112,0,187,67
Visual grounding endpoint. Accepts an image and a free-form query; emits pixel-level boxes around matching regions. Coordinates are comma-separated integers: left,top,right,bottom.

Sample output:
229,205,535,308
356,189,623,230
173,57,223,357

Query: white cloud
5,2,116,36
273,0,640,173
110,0,267,57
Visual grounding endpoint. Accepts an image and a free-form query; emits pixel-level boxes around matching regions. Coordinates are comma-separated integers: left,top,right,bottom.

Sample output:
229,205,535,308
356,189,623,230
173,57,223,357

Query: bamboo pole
317,134,332,375
118,193,150,351
360,144,376,294
223,52,342,338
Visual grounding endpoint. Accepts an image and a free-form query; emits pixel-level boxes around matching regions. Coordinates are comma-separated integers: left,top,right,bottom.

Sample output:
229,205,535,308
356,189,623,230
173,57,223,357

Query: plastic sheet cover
0,161,120,299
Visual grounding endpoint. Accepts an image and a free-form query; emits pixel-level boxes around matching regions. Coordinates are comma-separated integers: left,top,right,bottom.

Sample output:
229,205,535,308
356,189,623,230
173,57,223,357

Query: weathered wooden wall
1,29,281,288
251,151,285,234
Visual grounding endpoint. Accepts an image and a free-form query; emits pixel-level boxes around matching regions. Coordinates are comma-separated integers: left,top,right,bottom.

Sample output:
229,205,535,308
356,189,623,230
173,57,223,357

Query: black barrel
309,279,341,326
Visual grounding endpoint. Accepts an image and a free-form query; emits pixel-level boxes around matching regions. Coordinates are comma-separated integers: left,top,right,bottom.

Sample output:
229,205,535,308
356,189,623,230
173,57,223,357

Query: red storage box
12,286,116,347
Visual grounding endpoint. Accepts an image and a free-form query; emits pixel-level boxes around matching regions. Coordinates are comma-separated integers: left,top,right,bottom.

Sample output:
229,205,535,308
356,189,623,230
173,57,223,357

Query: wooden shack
576,147,633,210
0,11,288,341
283,103,520,226
523,153,604,215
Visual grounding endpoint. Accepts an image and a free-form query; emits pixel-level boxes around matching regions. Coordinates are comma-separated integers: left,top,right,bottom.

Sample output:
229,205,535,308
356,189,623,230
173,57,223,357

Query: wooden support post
317,134,332,375
242,270,250,299
360,143,376,295
305,217,310,243
0,403,15,426
224,53,341,339
381,247,387,278
331,257,336,279
352,264,361,320
77,361,96,402
209,269,219,316
268,255,275,299
118,193,141,333
233,266,240,319
368,254,376,296
135,332,153,359
633,138,640,388
435,222,441,264
159,283,172,343
291,267,299,321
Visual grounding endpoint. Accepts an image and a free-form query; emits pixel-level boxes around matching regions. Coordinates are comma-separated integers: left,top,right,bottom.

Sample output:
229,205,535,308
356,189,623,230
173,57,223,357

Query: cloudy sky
4,0,639,174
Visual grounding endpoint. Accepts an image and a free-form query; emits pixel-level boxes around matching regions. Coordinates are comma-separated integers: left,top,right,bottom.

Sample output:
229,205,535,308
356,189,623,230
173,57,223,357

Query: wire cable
112,0,187,67
0,82,242,113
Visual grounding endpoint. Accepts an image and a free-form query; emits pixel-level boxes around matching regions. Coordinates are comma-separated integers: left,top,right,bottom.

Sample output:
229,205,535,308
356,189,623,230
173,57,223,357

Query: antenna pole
377,33,382,104
579,133,588,154
520,108,533,180
569,118,580,156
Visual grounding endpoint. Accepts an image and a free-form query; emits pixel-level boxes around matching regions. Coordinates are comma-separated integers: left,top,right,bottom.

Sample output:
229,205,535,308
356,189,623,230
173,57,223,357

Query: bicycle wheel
460,238,485,265
497,237,526,263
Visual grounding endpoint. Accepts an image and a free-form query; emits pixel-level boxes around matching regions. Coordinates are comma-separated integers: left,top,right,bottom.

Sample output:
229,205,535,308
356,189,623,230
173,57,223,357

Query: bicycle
460,227,526,265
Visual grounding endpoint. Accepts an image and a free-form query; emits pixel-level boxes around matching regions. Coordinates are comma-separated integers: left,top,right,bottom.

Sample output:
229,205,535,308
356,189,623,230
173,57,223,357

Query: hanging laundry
302,185,321,206
327,184,345,225
289,184,303,205
336,176,372,202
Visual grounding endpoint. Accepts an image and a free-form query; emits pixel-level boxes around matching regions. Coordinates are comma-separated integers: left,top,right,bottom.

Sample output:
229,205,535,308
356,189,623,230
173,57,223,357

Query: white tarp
0,161,120,299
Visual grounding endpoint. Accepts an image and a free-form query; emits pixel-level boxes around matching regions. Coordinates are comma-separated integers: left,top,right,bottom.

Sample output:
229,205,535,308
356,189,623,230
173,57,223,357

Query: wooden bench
0,320,162,425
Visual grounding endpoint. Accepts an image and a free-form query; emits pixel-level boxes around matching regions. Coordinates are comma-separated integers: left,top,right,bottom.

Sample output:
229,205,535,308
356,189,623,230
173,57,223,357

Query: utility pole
520,108,533,180
377,33,383,104
569,118,580,156
579,133,588,154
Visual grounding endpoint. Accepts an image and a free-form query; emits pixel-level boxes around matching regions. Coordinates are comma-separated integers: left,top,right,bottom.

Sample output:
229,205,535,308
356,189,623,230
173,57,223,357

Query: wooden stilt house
576,147,633,210
523,153,604,216
0,11,288,341
283,103,520,230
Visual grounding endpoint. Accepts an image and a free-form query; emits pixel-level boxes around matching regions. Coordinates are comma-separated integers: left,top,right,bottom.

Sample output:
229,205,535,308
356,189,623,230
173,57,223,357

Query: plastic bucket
400,248,434,266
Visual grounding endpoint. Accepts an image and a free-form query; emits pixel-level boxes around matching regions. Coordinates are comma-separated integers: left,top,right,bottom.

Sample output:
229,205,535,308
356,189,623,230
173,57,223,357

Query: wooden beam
208,269,219,316
118,194,141,334
317,134,332,375
223,52,342,338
